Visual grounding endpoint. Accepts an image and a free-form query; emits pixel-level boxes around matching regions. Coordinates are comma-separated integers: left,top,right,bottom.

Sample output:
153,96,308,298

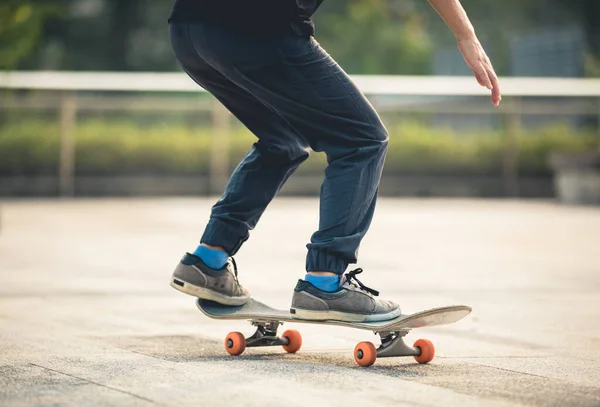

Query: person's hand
457,38,501,106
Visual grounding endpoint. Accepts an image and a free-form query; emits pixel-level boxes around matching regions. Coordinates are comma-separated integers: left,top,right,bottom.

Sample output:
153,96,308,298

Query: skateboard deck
196,298,471,367
197,298,471,331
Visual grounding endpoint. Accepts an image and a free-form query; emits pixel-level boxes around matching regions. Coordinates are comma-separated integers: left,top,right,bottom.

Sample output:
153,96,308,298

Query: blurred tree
561,1,599,56
0,1,63,69
107,1,141,70
314,0,431,74
560,0,600,76
19,0,176,71
6,0,598,77
43,0,142,71
314,0,577,76
461,0,599,76
456,0,572,75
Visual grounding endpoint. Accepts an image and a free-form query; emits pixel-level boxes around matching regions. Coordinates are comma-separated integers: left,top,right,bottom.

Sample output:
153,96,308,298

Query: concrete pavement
0,198,599,406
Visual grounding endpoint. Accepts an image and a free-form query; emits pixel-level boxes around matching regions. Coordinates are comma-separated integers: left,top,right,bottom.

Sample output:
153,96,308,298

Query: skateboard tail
387,307,472,330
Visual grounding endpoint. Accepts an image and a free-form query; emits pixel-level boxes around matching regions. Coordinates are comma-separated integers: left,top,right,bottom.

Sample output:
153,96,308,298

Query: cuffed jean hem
306,247,349,274
200,218,249,255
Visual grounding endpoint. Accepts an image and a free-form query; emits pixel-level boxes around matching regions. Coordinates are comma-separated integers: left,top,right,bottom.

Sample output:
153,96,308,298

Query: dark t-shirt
169,0,324,36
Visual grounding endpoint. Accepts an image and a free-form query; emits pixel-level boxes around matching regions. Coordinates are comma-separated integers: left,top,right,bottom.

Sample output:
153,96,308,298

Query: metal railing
1,71,600,197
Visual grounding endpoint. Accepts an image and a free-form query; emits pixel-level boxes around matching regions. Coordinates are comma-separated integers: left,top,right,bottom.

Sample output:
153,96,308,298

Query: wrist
454,28,477,42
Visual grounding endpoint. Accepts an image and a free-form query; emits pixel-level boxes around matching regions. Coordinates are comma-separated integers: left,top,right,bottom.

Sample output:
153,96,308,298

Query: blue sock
305,274,340,292
193,245,229,270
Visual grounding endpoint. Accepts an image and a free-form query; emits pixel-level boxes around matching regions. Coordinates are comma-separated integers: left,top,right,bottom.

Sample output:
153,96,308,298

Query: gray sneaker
290,268,401,322
170,253,250,306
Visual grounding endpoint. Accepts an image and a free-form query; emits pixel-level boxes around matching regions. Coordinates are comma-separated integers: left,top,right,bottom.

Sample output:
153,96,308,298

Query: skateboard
197,298,472,367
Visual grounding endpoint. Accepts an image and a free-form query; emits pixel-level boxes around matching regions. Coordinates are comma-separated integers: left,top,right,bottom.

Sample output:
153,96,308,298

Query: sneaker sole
170,278,250,306
290,307,402,323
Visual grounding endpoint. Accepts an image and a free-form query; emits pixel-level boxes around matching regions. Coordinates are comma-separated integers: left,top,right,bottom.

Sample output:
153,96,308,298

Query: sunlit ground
0,198,599,406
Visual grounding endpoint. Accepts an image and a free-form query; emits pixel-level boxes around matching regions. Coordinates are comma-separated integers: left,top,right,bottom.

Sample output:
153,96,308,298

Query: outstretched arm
428,0,501,106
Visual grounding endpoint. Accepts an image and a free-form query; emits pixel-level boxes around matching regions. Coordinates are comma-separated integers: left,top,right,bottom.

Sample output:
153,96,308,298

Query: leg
170,23,310,255
169,23,309,305
178,22,399,322
186,24,388,273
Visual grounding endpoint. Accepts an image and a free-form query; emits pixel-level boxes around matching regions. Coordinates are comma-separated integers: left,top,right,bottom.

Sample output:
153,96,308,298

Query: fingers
458,38,501,106
472,63,502,106
486,66,501,106
473,65,492,90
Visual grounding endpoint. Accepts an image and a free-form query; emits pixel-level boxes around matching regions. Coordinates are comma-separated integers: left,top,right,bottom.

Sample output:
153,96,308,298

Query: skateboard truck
353,330,434,366
245,321,289,348
224,320,302,356
375,330,420,358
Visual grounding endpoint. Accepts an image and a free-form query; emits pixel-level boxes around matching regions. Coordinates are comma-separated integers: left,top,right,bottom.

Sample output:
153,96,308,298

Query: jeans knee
364,120,388,157
357,119,388,153
370,136,388,159
373,120,389,144
255,141,309,166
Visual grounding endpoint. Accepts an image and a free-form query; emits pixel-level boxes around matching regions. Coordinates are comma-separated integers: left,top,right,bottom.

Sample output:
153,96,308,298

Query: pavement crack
446,356,549,359
121,348,164,360
29,363,162,405
465,361,551,379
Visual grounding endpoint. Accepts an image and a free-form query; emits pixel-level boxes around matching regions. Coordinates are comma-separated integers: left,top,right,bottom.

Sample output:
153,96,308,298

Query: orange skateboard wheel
224,331,246,356
354,341,377,367
413,338,435,364
281,329,302,353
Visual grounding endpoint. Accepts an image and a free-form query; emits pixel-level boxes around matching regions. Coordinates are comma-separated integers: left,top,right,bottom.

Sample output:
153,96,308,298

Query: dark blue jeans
170,22,388,274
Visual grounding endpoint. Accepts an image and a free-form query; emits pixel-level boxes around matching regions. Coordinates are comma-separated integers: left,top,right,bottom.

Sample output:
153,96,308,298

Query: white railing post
58,91,77,197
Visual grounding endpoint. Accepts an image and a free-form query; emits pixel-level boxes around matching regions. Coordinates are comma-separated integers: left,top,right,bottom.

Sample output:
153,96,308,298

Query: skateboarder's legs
171,22,388,273
170,23,311,256
169,21,400,320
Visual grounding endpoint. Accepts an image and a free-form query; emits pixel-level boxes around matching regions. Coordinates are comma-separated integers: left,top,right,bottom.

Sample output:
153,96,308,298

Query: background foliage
0,119,596,177
1,0,599,76
1,1,598,188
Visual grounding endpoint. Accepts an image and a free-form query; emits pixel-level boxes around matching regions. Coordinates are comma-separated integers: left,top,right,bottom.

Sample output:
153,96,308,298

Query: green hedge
0,119,597,176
